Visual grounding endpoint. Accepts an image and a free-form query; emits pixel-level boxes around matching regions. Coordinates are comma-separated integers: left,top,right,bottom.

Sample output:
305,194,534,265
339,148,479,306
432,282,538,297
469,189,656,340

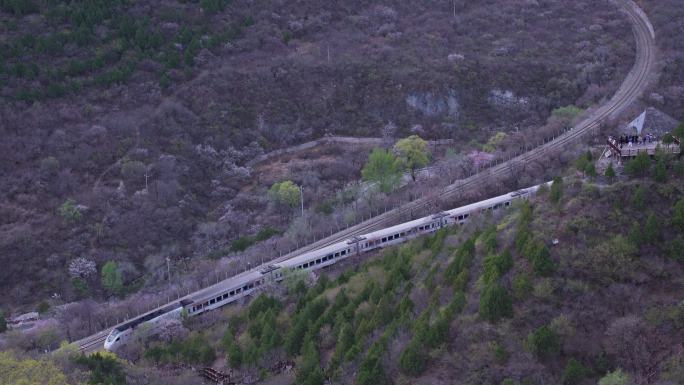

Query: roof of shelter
619,107,679,137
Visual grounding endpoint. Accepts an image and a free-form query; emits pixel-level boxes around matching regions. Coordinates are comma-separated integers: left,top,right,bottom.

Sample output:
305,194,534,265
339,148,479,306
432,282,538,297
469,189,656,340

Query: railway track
71,0,655,353
275,0,656,258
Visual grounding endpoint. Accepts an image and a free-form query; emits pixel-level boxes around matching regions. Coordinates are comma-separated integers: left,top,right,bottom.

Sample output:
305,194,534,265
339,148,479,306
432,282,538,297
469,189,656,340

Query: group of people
616,133,657,148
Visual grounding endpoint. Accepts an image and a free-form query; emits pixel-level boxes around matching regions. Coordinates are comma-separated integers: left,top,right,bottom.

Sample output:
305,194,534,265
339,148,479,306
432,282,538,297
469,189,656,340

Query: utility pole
300,185,304,217
166,257,171,281
144,171,150,191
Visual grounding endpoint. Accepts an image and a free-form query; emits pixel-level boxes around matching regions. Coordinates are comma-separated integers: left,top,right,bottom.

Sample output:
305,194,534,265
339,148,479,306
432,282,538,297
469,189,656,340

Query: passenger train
104,182,548,350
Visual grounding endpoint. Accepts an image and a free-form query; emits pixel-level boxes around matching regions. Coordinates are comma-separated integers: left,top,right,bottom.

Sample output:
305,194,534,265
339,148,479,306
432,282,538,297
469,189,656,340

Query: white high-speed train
104,182,547,350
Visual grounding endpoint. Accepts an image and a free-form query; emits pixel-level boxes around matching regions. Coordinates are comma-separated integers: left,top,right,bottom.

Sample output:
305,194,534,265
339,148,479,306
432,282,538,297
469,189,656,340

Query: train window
316,259,321,264
209,299,215,304
347,248,351,254
327,254,333,259
248,283,254,289
505,201,510,206
230,290,235,296
236,288,242,294
400,232,405,236
341,250,346,256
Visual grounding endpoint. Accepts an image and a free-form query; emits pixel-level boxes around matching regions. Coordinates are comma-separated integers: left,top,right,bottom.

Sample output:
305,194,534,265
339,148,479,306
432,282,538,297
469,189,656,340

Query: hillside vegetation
17,168,678,385
0,0,635,310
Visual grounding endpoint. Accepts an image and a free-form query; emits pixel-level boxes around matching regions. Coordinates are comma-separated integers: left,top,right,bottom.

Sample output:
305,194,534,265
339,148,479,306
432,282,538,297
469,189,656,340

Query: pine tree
605,162,616,181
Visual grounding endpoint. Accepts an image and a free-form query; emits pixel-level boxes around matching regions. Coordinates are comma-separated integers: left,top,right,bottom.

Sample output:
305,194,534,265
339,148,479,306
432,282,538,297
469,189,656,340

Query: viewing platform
606,138,680,159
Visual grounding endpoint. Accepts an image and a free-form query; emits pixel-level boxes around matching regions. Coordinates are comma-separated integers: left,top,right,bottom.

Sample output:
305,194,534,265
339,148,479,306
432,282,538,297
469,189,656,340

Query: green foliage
597,369,630,385
672,198,684,230
605,163,616,180
444,237,476,283
394,135,430,181
399,339,427,376
562,358,587,385
625,151,650,177
361,148,401,193
668,237,684,261
75,352,126,385
653,158,667,183
145,333,216,365
71,277,90,297
357,340,389,385
513,272,533,299
575,151,595,176
552,105,583,121
549,176,563,204
201,0,230,15
100,261,123,296
479,283,513,322
0,351,68,385
230,227,280,252
483,250,513,284
296,338,324,385
483,132,507,153
268,180,300,208
282,30,293,44
37,301,50,314
284,297,328,356
0,309,6,333
492,342,510,365
523,241,554,276
527,325,560,359
501,379,516,385
643,212,661,244
58,199,82,223
632,185,646,210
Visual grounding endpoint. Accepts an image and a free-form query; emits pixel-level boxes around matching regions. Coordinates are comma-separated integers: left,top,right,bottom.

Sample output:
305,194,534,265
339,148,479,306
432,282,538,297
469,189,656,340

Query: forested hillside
0,0,635,309
7,163,679,385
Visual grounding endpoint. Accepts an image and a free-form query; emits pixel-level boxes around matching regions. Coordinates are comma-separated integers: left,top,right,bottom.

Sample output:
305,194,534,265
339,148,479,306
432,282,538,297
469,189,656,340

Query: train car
104,182,550,351
104,299,193,350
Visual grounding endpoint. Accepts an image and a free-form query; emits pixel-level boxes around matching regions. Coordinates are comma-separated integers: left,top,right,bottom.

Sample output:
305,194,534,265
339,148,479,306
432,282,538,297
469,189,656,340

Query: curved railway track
72,0,655,353
275,0,656,258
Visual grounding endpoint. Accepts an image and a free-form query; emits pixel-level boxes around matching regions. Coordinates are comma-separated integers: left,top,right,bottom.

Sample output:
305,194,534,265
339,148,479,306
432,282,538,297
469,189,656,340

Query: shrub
37,301,50,314
399,339,427,376
523,241,554,276
598,369,630,385
625,152,650,177
605,163,616,180
101,261,123,296
549,176,563,204
482,250,513,284
653,158,667,183
121,160,146,181
58,199,82,223
562,358,587,385
362,148,401,193
527,325,560,359
491,342,510,364
76,352,126,385
672,198,684,230
0,310,6,333
479,283,513,322
268,180,300,208
631,185,646,210
513,273,533,299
